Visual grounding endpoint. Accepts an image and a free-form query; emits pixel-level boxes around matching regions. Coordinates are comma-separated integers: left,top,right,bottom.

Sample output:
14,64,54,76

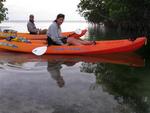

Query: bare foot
92,40,96,45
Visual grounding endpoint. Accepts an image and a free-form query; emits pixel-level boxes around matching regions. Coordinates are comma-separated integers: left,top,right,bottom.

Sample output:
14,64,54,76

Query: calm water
0,21,150,113
0,21,88,33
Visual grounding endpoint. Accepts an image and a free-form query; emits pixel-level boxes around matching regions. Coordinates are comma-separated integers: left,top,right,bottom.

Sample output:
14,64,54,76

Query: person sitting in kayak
27,14,47,34
47,13,96,46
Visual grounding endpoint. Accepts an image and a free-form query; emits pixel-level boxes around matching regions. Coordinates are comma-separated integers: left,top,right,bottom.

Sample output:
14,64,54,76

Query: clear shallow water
0,22,150,113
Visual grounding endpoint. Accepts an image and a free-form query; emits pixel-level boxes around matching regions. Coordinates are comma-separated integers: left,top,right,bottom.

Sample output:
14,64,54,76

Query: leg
67,38,83,45
78,40,94,45
75,38,96,45
67,38,95,45
39,29,47,34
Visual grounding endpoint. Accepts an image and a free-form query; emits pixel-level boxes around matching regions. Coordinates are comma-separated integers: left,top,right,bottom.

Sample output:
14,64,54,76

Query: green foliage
0,0,7,23
77,0,109,23
77,0,150,26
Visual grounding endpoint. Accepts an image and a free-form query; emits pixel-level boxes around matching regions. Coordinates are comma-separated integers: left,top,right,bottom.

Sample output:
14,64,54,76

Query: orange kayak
0,29,87,40
0,51,144,67
0,37,146,55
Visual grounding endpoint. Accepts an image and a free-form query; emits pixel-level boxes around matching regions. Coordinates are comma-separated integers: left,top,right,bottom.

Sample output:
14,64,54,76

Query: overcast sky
4,0,85,21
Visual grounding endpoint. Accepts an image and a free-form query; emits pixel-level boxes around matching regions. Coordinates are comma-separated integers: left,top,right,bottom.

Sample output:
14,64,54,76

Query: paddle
67,29,82,37
32,29,82,56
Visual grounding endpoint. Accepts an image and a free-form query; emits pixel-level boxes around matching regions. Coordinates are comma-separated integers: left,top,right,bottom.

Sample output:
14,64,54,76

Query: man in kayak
27,14,47,34
47,13,95,45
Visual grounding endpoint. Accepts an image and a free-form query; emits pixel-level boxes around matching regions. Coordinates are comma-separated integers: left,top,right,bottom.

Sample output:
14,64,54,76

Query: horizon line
3,20,87,23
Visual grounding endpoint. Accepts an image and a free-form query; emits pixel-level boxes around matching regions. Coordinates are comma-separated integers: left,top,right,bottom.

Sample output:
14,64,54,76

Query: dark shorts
30,32,38,35
47,37,67,46
61,37,67,44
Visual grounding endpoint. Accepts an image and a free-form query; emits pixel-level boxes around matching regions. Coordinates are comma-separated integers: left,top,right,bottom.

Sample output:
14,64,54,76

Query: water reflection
0,51,145,87
0,51,145,70
80,56,150,113
47,61,76,88
47,61,65,88
0,51,148,113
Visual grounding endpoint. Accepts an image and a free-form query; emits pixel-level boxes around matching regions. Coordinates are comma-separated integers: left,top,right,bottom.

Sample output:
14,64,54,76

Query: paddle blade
32,46,47,56
74,29,82,34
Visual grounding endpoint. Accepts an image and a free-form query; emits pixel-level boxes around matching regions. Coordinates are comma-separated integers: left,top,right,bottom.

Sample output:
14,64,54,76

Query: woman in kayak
47,13,95,46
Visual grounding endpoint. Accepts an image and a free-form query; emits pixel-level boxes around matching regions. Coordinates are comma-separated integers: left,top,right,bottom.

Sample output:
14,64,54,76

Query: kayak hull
0,29,87,40
0,37,146,55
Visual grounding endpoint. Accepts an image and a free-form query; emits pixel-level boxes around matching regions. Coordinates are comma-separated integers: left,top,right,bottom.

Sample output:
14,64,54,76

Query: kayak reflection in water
47,60,75,88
